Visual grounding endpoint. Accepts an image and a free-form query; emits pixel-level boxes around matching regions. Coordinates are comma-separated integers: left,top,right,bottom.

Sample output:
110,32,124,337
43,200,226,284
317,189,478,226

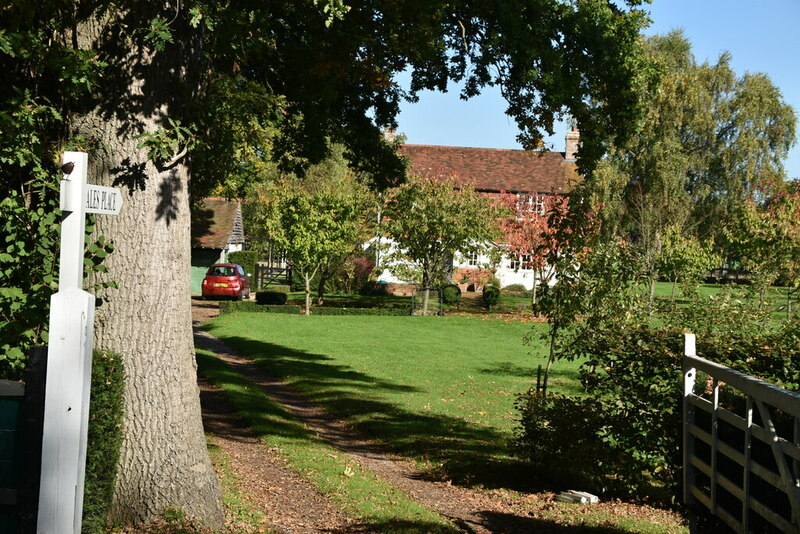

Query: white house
374,129,580,290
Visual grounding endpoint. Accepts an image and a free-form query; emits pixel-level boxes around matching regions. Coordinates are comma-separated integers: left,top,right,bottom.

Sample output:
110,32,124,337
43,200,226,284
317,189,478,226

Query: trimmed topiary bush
482,285,501,308
441,284,461,306
255,291,289,305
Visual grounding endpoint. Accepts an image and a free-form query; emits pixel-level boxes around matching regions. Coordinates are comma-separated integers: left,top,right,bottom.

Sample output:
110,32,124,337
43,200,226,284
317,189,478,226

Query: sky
394,0,800,179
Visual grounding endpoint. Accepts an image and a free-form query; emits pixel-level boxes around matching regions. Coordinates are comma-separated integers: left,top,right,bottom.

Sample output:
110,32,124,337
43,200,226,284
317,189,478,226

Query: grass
197,349,460,534
198,316,687,533
203,313,579,488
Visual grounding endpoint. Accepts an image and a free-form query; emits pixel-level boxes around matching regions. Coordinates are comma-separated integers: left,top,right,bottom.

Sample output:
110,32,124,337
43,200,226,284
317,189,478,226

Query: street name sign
85,184,123,215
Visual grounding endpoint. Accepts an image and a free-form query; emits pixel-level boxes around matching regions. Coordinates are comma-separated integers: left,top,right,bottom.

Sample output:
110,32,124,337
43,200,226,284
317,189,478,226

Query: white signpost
37,152,123,534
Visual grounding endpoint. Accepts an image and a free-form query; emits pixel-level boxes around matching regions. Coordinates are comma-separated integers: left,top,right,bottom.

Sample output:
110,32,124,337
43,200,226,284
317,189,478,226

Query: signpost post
37,152,123,534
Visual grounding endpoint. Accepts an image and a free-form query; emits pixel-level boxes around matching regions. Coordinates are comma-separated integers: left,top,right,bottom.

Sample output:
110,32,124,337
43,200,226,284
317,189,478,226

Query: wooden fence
683,335,800,532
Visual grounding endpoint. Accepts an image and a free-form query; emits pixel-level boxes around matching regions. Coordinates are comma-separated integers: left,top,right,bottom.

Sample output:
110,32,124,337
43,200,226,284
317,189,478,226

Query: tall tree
2,0,650,525
247,149,375,313
589,31,796,256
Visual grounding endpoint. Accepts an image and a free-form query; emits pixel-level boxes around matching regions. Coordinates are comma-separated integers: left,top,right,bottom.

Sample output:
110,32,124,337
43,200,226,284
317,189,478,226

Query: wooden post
683,333,697,531
38,152,95,534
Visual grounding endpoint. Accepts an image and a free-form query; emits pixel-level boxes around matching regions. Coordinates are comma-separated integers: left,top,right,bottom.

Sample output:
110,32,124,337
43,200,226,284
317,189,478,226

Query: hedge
219,301,302,314
310,307,410,316
262,284,290,294
226,250,257,282
255,291,288,305
83,350,125,533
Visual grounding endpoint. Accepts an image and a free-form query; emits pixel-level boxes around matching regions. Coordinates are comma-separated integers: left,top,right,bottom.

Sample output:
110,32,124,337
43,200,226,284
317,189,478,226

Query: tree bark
73,8,222,526
304,272,313,315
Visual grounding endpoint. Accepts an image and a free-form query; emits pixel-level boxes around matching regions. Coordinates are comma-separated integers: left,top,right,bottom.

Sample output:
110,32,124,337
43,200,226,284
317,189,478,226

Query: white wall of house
370,237,556,290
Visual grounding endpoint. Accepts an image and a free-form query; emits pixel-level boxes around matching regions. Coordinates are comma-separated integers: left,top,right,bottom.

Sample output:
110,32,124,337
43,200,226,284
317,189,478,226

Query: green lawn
203,313,579,487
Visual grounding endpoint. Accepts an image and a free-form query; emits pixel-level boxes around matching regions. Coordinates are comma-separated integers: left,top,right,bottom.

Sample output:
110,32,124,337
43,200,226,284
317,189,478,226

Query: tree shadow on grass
201,333,546,493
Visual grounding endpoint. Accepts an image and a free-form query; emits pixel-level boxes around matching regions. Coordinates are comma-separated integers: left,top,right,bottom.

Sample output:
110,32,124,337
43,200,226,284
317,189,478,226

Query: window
510,255,533,271
467,252,479,266
516,194,546,217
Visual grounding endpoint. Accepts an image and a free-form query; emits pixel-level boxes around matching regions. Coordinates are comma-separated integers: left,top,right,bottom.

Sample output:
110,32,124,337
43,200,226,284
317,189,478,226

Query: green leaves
383,175,503,287
143,18,175,51
135,118,196,166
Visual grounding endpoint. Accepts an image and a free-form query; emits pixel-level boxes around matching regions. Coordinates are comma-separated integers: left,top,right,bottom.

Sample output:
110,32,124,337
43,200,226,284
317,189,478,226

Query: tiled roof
191,198,244,249
399,144,579,194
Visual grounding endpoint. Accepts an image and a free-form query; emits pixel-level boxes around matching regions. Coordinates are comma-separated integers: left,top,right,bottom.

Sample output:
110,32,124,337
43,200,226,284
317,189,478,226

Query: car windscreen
207,266,236,276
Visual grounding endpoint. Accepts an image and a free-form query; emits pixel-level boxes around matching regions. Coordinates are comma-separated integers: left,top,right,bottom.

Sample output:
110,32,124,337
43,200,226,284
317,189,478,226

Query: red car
201,263,252,300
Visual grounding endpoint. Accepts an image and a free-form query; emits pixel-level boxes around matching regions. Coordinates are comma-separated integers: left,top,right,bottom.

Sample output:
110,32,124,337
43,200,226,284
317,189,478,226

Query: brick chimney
565,125,580,162
383,127,397,143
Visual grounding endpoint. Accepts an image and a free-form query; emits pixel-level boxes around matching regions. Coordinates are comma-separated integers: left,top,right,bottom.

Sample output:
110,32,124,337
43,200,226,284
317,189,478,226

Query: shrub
310,307,409,316
441,284,461,306
515,289,800,504
482,285,501,308
83,350,125,533
255,291,288,305
359,281,389,296
502,283,527,293
514,392,635,496
262,284,290,294
220,301,302,314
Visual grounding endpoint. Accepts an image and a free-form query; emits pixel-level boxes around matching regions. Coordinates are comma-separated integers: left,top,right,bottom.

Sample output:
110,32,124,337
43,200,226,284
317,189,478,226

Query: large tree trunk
73,8,222,526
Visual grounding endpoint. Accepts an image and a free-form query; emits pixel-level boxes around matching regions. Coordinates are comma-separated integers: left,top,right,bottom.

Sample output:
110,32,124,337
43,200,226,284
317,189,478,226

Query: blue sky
395,0,800,179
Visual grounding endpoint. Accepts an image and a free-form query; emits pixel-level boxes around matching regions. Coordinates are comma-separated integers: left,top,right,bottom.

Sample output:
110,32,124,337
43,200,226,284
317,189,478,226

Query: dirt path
193,299,685,534
200,379,369,533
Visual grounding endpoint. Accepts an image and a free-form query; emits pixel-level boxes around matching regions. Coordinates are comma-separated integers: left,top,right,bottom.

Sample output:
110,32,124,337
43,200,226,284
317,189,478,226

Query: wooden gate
683,334,800,532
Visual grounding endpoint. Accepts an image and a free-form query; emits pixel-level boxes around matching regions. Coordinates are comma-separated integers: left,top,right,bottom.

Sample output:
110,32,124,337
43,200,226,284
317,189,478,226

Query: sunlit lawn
203,313,578,487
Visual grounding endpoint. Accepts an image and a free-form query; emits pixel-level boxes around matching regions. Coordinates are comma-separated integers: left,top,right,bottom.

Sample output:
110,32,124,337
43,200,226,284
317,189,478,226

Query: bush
262,284,290,294
482,285,501,308
441,284,461,306
255,291,288,305
359,281,389,296
515,289,800,504
514,392,636,496
83,350,125,533
502,283,527,293
220,301,302,314
310,307,409,316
